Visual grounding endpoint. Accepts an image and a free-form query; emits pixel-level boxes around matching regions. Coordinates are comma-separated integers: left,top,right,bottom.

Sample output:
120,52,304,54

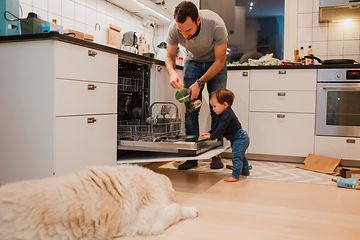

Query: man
165,1,228,170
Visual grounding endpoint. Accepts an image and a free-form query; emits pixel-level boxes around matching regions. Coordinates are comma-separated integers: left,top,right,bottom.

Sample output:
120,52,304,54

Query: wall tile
48,0,61,15
328,24,344,41
62,0,75,19
298,28,312,42
312,41,327,56
86,0,97,10
298,13,313,28
298,0,313,13
313,0,319,13
33,7,47,20
312,27,327,41
328,41,343,55
20,0,33,6
19,3,33,18
343,40,359,55
74,3,86,24
33,0,47,11
343,22,360,40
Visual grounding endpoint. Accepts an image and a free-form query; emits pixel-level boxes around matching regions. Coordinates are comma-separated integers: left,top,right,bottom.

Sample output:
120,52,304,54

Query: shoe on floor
210,156,224,169
224,177,239,182
178,160,198,170
241,165,252,176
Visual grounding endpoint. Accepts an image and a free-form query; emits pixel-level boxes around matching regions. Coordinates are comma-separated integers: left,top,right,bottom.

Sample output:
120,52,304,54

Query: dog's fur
0,164,198,240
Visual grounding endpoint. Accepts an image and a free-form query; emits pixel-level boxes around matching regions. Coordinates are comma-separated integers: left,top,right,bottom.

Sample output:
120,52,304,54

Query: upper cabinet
108,0,172,25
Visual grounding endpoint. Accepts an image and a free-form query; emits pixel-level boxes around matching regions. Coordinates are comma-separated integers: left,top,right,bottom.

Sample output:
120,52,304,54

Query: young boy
201,88,250,182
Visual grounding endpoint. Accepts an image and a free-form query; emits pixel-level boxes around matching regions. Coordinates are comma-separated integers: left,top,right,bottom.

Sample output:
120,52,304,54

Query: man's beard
188,22,200,40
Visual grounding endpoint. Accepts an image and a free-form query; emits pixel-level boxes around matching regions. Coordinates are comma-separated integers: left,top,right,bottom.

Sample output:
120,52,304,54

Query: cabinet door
249,91,316,113
55,79,117,116
55,41,117,83
315,136,360,161
55,114,117,176
227,70,250,131
250,69,316,91
248,112,315,157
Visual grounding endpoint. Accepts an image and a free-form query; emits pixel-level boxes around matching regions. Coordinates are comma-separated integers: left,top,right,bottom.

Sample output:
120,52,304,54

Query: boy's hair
174,1,198,23
211,88,235,107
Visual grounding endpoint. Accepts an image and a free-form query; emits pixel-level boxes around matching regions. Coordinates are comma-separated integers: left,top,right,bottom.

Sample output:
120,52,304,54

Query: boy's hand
200,133,210,139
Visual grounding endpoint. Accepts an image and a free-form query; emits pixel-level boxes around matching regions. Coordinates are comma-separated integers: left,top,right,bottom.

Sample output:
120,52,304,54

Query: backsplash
297,0,360,62
19,0,158,52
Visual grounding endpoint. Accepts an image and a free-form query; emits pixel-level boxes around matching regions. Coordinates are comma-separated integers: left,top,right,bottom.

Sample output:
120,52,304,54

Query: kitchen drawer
55,79,117,116
55,41,117,83
250,69,316,91
315,136,360,161
55,114,117,176
248,112,315,157
249,91,316,113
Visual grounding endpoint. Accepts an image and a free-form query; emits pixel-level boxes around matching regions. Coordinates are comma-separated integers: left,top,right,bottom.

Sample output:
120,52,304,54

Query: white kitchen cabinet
248,69,316,157
227,70,250,131
0,40,118,184
248,112,315,156
315,136,360,161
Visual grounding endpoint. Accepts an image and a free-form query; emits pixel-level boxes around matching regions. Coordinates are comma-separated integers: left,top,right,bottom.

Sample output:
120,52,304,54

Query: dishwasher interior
117,59,221,156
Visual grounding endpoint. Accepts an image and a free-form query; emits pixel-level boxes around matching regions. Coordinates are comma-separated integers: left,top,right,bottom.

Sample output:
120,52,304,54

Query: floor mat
158,159,335,186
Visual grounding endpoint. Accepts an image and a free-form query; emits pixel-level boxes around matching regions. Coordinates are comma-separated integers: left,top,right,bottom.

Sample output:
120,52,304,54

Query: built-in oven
316,69,360,137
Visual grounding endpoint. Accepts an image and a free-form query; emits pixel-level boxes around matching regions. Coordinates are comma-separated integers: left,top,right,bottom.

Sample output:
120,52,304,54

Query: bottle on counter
299,46,305,64
306,45,314,65
294,49,301,63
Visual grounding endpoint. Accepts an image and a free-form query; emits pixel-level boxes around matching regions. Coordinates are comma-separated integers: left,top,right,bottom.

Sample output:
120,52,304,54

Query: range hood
319,0,360,22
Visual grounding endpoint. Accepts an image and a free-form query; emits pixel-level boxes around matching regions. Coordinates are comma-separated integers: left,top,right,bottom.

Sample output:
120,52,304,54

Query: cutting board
108,24,121,48
63,29,85,40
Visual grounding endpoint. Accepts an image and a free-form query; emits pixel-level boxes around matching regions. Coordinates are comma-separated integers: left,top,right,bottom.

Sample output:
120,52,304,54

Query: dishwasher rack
118,102,183,141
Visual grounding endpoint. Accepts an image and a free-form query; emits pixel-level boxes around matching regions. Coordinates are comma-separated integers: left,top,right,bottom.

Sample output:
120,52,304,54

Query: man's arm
165,44,183,89
199,42,227,82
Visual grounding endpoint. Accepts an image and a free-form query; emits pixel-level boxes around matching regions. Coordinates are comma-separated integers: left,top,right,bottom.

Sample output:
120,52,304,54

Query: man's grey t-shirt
167,10,228,62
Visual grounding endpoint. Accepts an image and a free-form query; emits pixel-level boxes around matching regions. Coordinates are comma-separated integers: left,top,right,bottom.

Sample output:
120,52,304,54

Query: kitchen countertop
0,31,172,67
2,32,360,70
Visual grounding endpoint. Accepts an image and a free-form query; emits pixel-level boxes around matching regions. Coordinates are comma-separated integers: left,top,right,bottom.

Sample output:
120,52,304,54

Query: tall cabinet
0,40,118,184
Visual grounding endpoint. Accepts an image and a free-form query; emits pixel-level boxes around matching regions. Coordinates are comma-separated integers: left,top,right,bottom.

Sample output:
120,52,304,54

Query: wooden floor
120,162,360,240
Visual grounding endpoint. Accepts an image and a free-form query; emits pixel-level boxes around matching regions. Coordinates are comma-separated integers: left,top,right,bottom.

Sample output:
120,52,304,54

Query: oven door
316,83,360,137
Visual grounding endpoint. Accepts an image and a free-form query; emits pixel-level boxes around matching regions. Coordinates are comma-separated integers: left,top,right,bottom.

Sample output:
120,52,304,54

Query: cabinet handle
242,71,248,77
277,114,285,118
277,92,286,96
346,139,356,144
88,50,98,57
88,84,97,90
157,65,162,72
278,70,286,75
87,117,97,124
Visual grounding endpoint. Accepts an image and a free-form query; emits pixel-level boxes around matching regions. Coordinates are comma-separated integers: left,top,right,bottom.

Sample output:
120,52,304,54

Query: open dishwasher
117,60,221,157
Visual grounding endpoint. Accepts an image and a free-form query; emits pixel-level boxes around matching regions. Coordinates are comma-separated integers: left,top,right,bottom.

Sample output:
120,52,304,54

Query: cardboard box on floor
298,154,341,175
339,167,360,179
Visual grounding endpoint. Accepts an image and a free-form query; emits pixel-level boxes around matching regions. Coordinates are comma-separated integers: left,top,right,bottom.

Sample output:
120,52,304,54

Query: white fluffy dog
0,164,198,240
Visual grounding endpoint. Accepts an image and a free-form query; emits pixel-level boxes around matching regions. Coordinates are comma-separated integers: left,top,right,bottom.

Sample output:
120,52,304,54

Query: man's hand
169,71,183,89
200,133,211,139
188,82,201,100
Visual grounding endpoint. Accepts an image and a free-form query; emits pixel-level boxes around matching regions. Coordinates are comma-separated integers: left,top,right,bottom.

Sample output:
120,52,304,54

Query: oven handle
322,86,360,91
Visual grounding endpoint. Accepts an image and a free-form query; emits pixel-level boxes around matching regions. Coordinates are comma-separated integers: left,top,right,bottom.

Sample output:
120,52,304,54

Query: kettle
156,41,167,61
122,31,138,48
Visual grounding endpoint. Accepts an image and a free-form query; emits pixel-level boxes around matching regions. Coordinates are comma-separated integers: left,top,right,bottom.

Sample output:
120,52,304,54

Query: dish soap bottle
306,45,314,65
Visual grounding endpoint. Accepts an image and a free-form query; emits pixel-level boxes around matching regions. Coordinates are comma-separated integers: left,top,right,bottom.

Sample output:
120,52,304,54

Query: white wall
285,0,360,62
19,0,157,51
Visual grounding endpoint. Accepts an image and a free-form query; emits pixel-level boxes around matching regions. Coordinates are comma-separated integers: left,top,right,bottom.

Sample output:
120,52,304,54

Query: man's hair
211,88,235,107
174,1,199,23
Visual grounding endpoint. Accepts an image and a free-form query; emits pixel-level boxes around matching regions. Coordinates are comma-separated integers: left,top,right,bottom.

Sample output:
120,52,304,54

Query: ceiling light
250,2,254,7
133,0,171,22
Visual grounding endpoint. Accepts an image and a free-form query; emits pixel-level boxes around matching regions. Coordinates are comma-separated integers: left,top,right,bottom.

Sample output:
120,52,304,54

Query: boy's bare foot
224,177,239,182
